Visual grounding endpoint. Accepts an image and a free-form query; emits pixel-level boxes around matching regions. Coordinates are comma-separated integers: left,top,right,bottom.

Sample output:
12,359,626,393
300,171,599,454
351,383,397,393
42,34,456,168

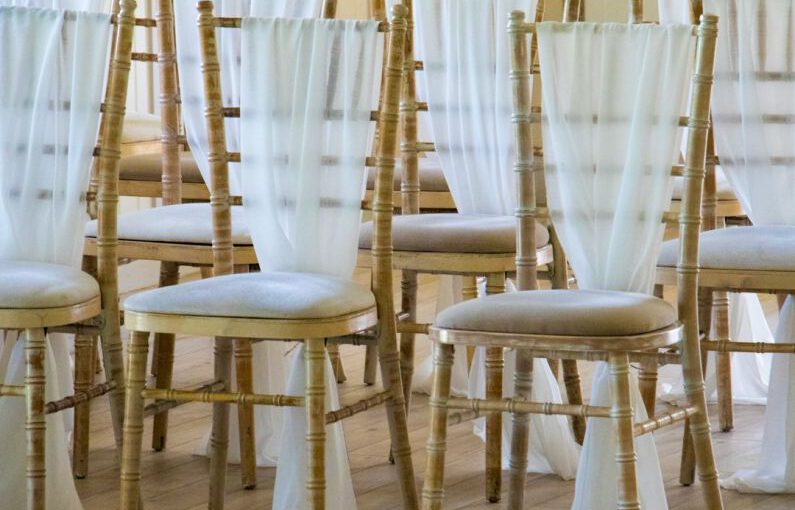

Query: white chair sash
537,21,694,509
0,6,110,510
240,17,380,510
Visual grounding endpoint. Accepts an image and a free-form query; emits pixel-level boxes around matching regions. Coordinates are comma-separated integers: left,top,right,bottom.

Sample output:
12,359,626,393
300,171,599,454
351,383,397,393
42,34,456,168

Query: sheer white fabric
692,0,795,493
240,17,380,509
174,0,323,468
175,0,322,196
537,21,694,509
657,0,774,410
0,6,110,510
413,0,580,478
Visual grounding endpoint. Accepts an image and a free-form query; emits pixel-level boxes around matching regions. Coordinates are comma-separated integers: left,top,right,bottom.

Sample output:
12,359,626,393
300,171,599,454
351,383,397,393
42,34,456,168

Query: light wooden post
609,352,640,510
714,291,733,432
305,338,327,510
120,331,150,510
25,328,46,510
676,13,723,509
72,332,94,478
370,6,419,508
208,339,232,510
485,273,505,503
96,0,139,456
421,343,454,510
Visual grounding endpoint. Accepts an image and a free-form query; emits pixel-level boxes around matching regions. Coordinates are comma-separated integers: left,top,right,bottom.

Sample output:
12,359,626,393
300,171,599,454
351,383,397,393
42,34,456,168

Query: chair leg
305,338,326,510
638,359,658,419
379,327,419,509
462,276,478,367
485,272,505,503
327,344,346,383
208,339,233,510
713,292,733,432
72,333,94,479
399,269,418,411
150,332,175,452
25,328,46,510
507,348,533,510
562,360,586,444
421,343,454,510
363,344,378,385
608,353,640,510
120,331,150,510
235,339,257,489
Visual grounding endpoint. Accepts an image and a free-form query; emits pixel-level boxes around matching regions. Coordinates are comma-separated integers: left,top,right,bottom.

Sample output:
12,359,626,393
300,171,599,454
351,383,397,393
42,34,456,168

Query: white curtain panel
412,0,580,478
174,0,324,469
174,0,323,196
658,0,775,407
537,21,694,509
693,0,795,493
0,6,110,510
240,17,380,509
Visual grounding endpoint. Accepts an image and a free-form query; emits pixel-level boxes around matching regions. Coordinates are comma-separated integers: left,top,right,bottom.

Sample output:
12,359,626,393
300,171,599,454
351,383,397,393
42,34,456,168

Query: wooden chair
0,1,137,507
358,1,584,502
656,0,795,485
84,0,335,489
118,3,417,509
421,12,722,509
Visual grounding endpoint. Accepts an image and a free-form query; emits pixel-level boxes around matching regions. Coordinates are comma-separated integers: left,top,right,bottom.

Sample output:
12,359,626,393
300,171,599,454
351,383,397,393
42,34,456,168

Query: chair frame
0,1,138,507
119,2,417,509
420,12,722,509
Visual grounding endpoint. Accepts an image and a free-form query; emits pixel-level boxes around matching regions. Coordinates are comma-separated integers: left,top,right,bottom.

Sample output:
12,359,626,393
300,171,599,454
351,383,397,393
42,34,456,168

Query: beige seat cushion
124,272,375,320
122,112,161,145
359,213,550,254
366,159,449,192
0,261,99,309
85,203,251,245
435,289,677,337
671,167,735,201
658,225,795,271
119,152,205,184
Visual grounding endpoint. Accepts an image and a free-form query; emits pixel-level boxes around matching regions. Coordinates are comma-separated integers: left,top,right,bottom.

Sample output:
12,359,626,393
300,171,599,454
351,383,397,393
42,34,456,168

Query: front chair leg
208,339,233,510
26,328,47,510
399,269,418,411
305,338,326,510
713,291,732,432
608,353,640,510
72,332,94,478
235,339,257,489
151,261,179,452
120,331,151,510
507,348,534,509
421,343,454,510
484,273,505,503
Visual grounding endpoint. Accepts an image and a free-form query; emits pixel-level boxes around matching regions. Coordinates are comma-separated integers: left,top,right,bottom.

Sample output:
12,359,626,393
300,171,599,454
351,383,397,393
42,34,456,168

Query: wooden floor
76,270,795,509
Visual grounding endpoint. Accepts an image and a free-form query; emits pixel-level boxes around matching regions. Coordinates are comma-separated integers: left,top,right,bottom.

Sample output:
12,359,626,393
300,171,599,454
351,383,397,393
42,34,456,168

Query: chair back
175,0,327,198
508,12,718,312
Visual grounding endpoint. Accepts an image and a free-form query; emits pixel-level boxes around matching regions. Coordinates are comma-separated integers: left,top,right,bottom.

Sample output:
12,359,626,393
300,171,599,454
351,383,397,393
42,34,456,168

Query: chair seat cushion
124,272,375,320
122,112,161,145
359,213,550,254
119,152,205,184
85,203,251,245
435,289,677,337
0,261,99,309
366,159,449,192
657,226,795,271
671,167,735,201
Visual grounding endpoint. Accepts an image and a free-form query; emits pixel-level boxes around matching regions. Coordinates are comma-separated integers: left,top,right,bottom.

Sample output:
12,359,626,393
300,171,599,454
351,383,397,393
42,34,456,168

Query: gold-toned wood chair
0,1,137,507
358,1,584,502
119,3,417,509
656,0,795,485
421,12,722,509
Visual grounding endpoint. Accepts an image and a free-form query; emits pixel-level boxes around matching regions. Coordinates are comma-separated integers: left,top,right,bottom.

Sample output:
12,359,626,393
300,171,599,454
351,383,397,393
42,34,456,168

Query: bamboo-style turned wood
119,3,416,509
45,382,116,415
72,332,94,478
484,273,505,503
421,10,723,510
25,328,46,510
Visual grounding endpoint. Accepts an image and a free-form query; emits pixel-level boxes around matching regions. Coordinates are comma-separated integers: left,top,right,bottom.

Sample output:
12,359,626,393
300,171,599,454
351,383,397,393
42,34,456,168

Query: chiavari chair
118,2,417,509
0,0,137,507
421,11,722,510
84,0,336,490
655,0,795,489
358,1,585,503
